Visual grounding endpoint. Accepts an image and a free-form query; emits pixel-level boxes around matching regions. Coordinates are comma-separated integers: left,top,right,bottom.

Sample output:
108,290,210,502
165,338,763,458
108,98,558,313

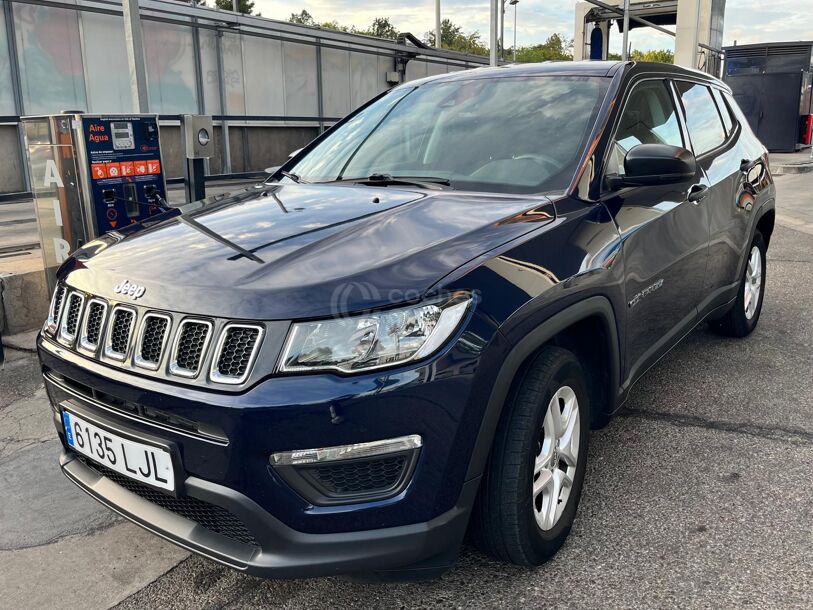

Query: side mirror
608,143,696,189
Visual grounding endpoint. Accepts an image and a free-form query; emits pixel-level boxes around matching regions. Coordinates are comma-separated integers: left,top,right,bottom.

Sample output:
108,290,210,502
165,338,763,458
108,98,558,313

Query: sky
253,0,813,53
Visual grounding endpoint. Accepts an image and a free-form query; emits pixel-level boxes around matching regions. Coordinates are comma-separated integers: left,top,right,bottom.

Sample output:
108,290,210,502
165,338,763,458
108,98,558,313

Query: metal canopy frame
582,0,721,57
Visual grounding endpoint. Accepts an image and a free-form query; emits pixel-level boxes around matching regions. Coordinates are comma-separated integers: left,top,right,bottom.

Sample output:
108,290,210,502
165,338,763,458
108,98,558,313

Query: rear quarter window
710,88,735,134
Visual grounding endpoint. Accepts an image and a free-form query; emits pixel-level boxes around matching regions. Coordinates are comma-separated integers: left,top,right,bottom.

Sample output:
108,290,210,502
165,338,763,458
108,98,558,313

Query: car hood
63,183,554,320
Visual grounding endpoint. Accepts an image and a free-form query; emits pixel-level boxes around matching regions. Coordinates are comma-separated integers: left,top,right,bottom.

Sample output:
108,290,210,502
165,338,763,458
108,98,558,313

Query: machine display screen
111,122,135,150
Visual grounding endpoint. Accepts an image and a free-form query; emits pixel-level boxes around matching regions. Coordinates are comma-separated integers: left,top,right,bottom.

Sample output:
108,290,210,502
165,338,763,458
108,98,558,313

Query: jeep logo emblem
113,280,146,300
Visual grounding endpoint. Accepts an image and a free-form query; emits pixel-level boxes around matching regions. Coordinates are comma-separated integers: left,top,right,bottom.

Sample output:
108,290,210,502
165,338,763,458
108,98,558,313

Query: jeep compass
39,61,775,579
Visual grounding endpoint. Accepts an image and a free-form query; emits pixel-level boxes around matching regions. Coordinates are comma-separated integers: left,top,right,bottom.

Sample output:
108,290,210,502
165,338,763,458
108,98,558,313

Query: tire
472,346,589,566
711,231,766,338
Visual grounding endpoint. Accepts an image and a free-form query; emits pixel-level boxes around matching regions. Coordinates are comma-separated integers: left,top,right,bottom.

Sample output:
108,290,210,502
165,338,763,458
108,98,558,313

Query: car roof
625,61,728,88
402,60,727,89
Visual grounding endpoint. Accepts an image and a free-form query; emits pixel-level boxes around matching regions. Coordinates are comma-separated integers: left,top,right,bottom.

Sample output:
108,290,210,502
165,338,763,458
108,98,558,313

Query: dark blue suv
40,61,775,580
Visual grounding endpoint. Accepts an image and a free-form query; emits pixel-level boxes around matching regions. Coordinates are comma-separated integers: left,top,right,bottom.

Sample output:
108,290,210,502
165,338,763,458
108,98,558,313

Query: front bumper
39,308,500,576
60,449,478,578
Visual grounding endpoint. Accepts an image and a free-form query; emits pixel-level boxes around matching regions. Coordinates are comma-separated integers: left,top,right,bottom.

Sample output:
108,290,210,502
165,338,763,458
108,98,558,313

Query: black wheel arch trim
737,198,775,280
753,199,776,241
464,295,621,482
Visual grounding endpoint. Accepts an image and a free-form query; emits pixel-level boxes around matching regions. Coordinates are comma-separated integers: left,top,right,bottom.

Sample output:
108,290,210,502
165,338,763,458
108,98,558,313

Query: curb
0,270,49,335
1,335,37,353
773,162,813,176
0,328,39,353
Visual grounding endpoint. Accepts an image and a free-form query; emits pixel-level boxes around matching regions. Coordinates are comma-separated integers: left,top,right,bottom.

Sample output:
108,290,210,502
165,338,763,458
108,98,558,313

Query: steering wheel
511,153,562,175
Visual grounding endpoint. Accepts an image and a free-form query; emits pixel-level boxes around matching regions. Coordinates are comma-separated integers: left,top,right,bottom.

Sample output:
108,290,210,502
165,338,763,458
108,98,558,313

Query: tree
631,48,674,63
288,13,400,40
215,0,254,14
288,12,356,33
513,34,573,62
606,49,673,63
423,19,488,56
362,17,398,40
289,10,316,26
319,20,354,33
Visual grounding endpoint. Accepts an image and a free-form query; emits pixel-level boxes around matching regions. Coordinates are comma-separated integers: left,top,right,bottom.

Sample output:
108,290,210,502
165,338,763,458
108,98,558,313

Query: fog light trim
270,434,422,466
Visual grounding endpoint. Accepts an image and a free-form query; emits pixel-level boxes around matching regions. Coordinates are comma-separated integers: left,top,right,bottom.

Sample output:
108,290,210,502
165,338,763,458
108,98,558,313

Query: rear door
673,81,761,316
601,78,710,386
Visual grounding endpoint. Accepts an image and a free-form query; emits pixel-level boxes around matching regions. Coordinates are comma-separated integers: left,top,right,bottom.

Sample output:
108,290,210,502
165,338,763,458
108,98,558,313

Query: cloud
254,0,813,51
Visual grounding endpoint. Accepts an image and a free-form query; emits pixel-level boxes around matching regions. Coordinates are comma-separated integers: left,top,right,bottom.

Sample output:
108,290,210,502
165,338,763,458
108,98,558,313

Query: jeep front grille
170,320,212,377
46,285,265,387
211,324,263,384
106,307,135,360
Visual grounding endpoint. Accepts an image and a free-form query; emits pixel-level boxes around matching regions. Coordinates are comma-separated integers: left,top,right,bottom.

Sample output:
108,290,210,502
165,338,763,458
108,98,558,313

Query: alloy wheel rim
744,246,762,320
532,385,580,531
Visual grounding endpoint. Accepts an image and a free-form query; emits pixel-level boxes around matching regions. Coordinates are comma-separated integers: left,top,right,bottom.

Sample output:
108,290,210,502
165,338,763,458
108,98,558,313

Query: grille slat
213,325,261,382
50,286,66,326
65,294,83,336
82,459,258,547
58,292,85,343
85,303,105,345
171,321,211,377
137,315,169,367
107,308,135,358
82,301,107,349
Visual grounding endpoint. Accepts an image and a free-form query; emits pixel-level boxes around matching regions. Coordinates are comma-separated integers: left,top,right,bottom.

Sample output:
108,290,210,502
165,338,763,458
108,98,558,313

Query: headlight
279,294,471,373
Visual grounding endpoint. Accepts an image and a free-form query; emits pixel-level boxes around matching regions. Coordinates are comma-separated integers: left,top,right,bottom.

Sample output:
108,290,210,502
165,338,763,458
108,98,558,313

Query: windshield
287,75,609,195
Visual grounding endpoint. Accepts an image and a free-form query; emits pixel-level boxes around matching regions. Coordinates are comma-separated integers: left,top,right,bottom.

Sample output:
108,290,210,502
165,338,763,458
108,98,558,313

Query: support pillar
123,0,149,113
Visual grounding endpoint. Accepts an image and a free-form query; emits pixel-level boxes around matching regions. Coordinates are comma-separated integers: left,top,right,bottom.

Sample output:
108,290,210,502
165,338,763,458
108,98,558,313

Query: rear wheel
711,231,766,337
472,346,589,565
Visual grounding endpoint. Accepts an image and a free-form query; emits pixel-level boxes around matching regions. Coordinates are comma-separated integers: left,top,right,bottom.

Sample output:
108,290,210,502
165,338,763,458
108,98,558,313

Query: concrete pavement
0,171,811,609
774,171,813,236
0,347,188,609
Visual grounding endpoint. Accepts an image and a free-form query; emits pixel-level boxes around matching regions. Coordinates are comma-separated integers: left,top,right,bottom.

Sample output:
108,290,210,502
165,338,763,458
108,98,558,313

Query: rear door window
675,81,727,156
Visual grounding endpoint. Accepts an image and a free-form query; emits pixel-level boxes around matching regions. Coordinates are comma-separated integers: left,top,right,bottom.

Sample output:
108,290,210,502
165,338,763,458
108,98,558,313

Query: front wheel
472,346,589,565
711,231,766,337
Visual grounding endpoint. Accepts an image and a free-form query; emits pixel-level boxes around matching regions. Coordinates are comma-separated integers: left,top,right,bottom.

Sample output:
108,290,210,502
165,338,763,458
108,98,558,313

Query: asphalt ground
1,173,811,608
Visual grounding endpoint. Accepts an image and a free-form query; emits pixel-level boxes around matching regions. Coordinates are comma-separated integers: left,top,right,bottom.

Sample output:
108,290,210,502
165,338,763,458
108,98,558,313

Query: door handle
687,184,709,203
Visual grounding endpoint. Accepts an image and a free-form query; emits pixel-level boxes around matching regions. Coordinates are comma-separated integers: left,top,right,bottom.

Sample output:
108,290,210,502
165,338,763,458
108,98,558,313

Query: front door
602,78,710,386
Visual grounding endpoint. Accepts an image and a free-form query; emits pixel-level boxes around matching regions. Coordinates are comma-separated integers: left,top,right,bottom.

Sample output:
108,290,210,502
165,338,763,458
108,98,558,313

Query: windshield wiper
280,170,308,184
334,173,453,190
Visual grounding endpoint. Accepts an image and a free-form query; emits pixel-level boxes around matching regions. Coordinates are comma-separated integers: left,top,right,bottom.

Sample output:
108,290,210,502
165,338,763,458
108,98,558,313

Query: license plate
63,410,175,492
